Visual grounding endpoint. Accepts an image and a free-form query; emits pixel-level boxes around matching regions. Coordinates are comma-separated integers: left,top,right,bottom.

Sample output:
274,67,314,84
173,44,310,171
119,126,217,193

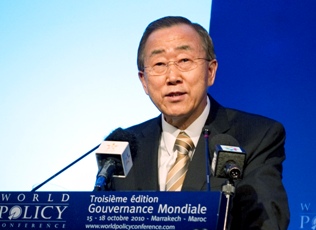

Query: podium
0,191,227,230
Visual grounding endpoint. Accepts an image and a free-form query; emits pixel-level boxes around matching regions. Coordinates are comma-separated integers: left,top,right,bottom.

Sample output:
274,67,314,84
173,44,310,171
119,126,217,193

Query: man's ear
138,71,149,95
207,59,218,86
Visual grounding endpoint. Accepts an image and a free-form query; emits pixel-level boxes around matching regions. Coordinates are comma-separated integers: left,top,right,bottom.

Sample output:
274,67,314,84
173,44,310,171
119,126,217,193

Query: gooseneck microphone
31,127,137,192
203,126,211,191
94,128,138,191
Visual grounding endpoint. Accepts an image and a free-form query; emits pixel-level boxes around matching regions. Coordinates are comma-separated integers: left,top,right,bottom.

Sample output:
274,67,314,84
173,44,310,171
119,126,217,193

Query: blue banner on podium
0,191,225,230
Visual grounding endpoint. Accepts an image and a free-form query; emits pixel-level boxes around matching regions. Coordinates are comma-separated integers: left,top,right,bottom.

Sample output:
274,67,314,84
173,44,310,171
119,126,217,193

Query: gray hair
137,16,216,71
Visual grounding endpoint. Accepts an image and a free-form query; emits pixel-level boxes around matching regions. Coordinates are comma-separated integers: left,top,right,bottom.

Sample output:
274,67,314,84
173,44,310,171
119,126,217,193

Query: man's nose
166,63,183,84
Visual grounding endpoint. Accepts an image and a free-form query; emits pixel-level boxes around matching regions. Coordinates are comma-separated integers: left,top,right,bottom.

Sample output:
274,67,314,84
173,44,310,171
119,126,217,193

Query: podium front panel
0,191,226,230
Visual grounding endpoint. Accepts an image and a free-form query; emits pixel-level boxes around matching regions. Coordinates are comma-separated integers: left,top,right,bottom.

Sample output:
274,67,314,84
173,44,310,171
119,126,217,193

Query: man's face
138,24,218,128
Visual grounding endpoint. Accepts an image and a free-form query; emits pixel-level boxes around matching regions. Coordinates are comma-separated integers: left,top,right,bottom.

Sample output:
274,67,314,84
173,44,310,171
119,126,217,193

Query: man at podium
107,16,290,230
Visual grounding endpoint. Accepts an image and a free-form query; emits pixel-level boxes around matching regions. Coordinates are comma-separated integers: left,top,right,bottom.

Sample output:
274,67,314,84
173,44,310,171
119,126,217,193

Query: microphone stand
221,179,235,230
31,144,100,191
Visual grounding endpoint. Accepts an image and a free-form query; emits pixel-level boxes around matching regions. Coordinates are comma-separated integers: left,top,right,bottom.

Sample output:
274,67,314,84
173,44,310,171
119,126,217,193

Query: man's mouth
167,92,185,97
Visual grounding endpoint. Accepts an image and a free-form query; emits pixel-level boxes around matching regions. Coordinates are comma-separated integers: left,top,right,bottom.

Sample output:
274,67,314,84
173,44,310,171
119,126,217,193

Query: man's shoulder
210,96,284,131
125,115,162,135
226,107,283,127
223,107,286,141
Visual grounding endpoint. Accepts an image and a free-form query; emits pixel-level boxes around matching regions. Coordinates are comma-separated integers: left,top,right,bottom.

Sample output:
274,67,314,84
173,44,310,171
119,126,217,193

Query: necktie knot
175,131,195,155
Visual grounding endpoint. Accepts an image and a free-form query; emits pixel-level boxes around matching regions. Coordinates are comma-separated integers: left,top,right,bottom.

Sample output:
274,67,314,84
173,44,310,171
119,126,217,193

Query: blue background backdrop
209,1,316,229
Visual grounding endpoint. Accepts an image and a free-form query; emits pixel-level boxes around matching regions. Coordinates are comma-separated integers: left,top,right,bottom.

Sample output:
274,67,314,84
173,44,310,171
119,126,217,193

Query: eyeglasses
144,58,210,76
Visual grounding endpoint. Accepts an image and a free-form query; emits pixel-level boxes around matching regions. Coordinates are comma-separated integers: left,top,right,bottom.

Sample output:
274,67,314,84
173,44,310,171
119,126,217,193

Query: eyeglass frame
142,57,211,76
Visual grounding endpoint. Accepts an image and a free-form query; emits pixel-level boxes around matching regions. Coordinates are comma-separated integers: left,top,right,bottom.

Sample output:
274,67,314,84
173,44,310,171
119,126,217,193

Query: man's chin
163,112,189,123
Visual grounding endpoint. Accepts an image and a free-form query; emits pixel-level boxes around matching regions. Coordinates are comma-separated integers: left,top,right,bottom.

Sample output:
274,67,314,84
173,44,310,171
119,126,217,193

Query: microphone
94,128,137,191
210,134,246,181
210,135,246,230
203,126,211,191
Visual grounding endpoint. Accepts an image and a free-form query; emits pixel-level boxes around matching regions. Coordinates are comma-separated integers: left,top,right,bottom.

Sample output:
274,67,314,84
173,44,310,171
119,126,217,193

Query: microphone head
210,134,246,180
104,128,138,158
203,125,211,136
95,128,139,190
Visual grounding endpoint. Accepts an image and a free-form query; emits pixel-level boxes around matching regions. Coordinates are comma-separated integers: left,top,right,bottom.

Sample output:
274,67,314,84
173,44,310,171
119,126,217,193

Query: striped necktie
166,131,194,191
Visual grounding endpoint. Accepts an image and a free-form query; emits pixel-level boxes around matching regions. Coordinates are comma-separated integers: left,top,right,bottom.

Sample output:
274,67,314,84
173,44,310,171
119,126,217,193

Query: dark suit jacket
110,96,290,229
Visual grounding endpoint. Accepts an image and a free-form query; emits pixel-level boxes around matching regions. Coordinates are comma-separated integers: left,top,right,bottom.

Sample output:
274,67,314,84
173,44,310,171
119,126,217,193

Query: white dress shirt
158,97,211,191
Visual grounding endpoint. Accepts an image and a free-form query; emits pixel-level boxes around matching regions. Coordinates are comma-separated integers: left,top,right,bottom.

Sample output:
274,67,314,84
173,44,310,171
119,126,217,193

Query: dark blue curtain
209,1,316,229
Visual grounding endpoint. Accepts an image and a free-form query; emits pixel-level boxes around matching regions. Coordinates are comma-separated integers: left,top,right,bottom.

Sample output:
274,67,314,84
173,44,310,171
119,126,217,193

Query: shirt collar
161,97,211,154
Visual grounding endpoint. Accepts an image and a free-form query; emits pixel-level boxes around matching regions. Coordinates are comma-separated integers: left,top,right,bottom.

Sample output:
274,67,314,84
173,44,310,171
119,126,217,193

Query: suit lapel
134,117,162,190
182,96,231,191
